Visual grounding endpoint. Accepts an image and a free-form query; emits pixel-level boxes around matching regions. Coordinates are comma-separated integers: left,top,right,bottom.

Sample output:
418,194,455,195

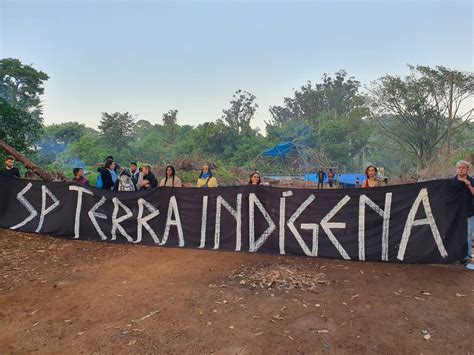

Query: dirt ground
0,229,472,354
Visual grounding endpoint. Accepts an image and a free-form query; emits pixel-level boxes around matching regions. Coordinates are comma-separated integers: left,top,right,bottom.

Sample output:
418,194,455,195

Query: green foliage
36,122,90,165
162,109,178,126
98,112,137,153
222,90,258,133
268,70,364,127
0,58,49,113
11,59,468,180
369,65,474,170
0,58,48,154
0,98,42,153
68,130,110,166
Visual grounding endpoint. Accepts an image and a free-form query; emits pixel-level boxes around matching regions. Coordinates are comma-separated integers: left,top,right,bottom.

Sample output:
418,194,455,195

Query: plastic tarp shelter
304,173,367,187
261,142,296,158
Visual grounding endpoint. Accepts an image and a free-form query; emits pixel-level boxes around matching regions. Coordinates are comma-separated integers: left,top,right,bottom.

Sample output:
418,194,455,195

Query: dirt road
0,229,472,354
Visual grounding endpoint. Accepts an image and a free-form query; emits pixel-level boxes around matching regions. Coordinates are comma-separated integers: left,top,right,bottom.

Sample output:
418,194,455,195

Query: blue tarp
262,142,296,158
304,173,366,186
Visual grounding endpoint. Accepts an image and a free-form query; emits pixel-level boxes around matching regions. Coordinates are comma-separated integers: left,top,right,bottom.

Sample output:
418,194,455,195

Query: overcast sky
1,0,472,130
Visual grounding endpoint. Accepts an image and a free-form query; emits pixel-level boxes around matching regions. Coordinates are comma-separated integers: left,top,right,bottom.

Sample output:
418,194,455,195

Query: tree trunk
0,139,55,182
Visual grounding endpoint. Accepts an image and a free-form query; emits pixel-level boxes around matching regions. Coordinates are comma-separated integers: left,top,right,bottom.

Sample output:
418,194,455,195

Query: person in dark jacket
317,169,326,189
100,159,118,190
139,164,157,190
450,160,474,265
1,156,20,178
130,162,140,190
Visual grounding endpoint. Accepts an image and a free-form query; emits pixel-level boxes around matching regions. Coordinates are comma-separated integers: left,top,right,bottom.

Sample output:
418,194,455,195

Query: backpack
96,173,103,188
118,175,136,191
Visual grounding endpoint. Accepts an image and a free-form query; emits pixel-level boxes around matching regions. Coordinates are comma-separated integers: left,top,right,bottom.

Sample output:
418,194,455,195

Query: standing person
317,169,326,189
100,159,118,190
328,168,335,188
130,162,140,190
1,156,20,178
73,167,89,186
249,171,262,185
197,164,218,188
104,155,121,173
450,160,474,265
139,164,158,190
159,165,182,187
362,165,380,188
355,177,361,188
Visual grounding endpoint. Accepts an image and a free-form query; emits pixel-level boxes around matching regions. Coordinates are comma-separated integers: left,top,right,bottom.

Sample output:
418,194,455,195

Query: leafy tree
413,65,474,156
162,109,178,126
319,108,370,170
0,58,49,153
36,122,90,164
0,97,42,153
268,70,364,127
222,90,258,133
98,112,137,152
68,130,110,166
0,58,49,114
369,65,473,169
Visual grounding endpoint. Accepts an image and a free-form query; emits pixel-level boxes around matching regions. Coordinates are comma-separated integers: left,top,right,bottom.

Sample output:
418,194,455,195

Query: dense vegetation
1,58,473,182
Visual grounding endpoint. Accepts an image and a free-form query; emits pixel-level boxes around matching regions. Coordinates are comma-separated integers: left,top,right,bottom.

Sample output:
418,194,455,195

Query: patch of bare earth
0,229,472,354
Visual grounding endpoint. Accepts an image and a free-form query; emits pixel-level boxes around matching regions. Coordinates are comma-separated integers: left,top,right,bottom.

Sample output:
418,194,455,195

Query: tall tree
222,90,258,134
0,58,49,118
369,65,474,169
0,98,42,153
98,112,137,152
268,70,364,127
413,65,474,156
0,58,49,153
162,109,178,126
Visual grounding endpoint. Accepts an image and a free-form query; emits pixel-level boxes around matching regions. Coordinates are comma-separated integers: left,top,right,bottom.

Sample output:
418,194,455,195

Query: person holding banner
100,159,118,190
160,165,182,187
139,164,158,190
362,165,380,188
450,160,474,266
197,164,218,188
249,171,262,185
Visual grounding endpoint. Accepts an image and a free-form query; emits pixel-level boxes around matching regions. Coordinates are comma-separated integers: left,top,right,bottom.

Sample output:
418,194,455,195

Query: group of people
71,155,250,191
71,156,265,191
1,155,473,267
316,165,386,189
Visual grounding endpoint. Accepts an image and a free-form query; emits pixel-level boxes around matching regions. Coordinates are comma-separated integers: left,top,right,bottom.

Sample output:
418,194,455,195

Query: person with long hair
197,164,218,188
362,165,379,188
249,171,261,185
160,165,182,187
100,158,118,190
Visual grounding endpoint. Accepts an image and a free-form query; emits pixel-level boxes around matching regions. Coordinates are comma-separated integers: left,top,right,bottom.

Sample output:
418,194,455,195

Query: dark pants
318,181,324,189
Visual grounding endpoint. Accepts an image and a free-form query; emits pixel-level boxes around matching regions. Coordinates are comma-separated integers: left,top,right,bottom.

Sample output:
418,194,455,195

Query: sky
1,0,472,131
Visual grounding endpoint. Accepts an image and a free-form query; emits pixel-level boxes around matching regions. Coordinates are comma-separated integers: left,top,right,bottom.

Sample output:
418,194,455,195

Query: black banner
0,176,468,263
